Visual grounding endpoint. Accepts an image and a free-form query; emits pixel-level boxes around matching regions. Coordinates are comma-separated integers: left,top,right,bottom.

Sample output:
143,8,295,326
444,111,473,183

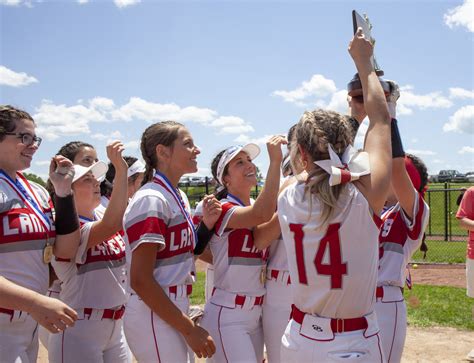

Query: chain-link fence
183,179,470,264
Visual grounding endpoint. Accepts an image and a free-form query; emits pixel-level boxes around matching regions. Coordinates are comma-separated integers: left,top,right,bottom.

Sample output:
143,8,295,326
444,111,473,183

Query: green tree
23,172,46,187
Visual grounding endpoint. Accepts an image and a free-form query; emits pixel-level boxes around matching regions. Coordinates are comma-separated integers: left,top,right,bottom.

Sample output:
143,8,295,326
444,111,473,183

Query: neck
156,167,181,189
0,167,17,180
227,187,252,206
74,199,96,220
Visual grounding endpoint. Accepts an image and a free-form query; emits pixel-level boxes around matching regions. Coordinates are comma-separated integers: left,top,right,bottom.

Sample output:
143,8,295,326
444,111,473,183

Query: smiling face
72,171,101,213
223,151,257,190
0,118,38,177
73,146,98,167
166,127,200,175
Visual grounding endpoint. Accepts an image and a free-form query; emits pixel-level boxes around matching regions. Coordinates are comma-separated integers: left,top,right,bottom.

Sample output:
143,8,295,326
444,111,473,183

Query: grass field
412,240,467,264
405,284,474,330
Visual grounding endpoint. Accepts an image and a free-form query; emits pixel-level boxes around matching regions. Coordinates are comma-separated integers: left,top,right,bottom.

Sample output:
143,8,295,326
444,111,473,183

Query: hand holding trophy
347,10,390,101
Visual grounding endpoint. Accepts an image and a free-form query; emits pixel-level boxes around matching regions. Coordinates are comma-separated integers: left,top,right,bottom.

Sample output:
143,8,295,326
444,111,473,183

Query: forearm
102,168,128,231
458,217,474,232
53,230,81,259
194,222,213,255
254,213,280,250
197,246,213,264
0,276,46,312
392,157,416,219
253,161,280,222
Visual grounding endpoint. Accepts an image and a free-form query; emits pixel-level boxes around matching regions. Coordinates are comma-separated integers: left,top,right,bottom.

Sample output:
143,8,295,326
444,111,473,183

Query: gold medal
43,244,53,264
260,265,267,285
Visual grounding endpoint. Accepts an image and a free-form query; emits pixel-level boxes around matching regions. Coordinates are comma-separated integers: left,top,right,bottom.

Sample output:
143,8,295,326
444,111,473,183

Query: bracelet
391,118,405,158
53,194,80,235
194,222,214,255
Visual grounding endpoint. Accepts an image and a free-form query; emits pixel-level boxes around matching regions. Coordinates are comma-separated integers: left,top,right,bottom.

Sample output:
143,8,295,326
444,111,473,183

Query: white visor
127,160,146,178
216,143,260,185
72,161,108,183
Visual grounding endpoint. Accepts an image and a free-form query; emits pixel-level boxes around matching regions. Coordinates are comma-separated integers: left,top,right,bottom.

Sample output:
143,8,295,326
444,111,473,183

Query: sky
1,0,473,182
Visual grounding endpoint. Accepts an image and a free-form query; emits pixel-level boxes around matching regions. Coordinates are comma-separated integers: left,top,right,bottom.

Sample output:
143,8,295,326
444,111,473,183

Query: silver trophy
347,10,390,98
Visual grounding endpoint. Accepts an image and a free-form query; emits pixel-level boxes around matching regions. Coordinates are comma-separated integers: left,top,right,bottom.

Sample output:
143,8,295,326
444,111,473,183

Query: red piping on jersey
376,333,384,363
61,330,65,363
151,310,161,363
217,306,229,363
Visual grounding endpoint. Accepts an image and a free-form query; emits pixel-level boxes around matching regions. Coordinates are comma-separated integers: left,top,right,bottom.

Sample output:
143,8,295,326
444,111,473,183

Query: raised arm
87,141,128,248
349,28,392,215
226,135,286,229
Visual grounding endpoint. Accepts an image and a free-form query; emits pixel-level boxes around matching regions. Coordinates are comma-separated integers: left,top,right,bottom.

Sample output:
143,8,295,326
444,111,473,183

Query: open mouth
21,153,34,160
245,172,255,177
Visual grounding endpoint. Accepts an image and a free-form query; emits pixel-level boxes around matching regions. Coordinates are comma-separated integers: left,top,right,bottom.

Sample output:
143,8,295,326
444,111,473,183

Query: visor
127,160,146,178
72,161,108,183
216,143,260,185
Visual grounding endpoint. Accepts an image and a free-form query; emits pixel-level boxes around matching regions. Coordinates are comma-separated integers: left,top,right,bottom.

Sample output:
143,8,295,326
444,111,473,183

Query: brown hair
100,156,139,197
140,121,184,186
211,149,229,200
0,105,35,142
291,109,354,224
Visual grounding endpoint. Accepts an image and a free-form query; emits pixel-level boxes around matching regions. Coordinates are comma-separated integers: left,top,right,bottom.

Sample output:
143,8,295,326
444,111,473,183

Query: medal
43,243,53,264
260,265,267,285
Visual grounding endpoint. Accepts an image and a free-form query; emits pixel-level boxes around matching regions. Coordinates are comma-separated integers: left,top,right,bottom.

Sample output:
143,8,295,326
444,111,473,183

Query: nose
194,146,201,155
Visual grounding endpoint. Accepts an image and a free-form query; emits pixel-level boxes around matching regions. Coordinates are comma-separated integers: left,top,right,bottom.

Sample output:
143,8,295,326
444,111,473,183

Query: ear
297,144,310,169
155,144,171,161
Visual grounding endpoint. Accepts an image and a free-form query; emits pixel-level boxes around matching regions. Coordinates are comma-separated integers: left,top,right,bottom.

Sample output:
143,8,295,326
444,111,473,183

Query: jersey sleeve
399,190,430,241
123,195,168,252
192,201,204,227
456,188,474,220
214,202,237,237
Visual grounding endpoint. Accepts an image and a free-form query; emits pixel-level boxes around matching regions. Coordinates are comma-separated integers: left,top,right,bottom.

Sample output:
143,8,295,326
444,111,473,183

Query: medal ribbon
226,193,246,207
0,170,53,233
153,172,196,247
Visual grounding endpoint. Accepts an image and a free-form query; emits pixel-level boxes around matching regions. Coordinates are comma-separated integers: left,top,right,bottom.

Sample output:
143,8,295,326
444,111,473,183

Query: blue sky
1,0,473,181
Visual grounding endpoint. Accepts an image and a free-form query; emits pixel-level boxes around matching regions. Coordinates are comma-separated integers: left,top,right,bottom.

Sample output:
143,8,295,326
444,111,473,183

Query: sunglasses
4,132,42,147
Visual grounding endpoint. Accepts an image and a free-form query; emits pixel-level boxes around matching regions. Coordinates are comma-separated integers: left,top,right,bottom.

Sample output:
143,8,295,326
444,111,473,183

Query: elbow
53,232,80,259
130,267,153,294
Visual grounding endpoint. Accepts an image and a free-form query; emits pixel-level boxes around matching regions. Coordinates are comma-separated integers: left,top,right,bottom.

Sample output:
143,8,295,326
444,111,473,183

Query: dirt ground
37,264,472,362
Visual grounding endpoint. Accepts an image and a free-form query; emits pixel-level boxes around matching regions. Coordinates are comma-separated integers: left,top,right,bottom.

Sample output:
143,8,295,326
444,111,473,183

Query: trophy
347,10,390,99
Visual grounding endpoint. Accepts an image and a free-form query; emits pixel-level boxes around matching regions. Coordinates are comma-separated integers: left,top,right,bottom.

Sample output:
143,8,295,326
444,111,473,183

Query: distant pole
205,176,209,195
444,182,448,241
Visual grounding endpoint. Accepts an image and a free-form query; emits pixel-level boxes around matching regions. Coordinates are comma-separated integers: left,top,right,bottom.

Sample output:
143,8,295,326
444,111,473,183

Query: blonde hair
291,109,354,224
140,121,184,185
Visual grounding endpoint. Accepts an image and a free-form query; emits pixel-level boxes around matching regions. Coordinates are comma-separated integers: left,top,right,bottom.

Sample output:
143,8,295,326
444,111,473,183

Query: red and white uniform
123,173,195,363
456,187,474,298
0,173,55,363
278,182,384,363
376,191,429,363
49,206,131,363
193,201,215,302
200,195,265,363
263,235,292,363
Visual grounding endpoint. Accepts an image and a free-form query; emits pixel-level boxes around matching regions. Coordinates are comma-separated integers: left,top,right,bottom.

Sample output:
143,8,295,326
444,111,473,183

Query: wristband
194,222,214,255
391,118,405,158
53,194,80,235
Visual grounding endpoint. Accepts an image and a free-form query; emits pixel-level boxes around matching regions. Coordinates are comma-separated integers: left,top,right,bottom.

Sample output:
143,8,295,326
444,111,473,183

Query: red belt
376,286,384,299
168,284,193,296
269,269,291,284
212,288,264,307
83,305,125,320
291,305,368,334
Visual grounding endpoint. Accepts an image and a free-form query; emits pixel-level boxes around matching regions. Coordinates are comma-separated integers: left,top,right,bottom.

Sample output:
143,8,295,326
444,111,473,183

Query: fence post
427,190,432,235
205,176,209,195
444,183,448,241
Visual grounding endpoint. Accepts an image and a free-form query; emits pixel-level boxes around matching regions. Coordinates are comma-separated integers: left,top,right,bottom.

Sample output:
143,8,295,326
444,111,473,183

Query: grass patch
405,284,474,330
190,271,206,305
411,240,466,264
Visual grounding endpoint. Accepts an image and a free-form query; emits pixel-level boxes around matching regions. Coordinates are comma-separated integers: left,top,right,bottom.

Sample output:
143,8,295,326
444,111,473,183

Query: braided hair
140,121,183,186
291,109,354,224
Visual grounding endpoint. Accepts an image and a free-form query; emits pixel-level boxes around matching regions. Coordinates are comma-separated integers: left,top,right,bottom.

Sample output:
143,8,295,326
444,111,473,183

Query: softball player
199,135,285,363
0,105,80,362
123,121,217,362
49,141,131,363
277,29,392,362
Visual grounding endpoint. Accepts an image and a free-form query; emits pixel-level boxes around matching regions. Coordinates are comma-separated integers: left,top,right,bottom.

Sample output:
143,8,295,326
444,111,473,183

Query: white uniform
49,206,131,363
192,201,214,302
200,195,265,363
262,235,292,363
376,191,429,363
38,279,61,351
278,182,384,363
123,173,196,363
0,172,56,363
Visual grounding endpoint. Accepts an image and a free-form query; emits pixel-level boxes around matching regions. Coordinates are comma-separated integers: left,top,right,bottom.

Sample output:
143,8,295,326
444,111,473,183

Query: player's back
278,181,381,318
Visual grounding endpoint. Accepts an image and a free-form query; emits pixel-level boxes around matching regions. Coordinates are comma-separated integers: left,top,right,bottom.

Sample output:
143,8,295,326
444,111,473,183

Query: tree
23,172,46,187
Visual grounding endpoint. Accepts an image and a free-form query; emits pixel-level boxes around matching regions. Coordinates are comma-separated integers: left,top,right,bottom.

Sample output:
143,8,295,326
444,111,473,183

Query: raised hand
348,27,374,67
266,135,287,165
201,194,222,230
106,140,127,172
29,295,77,333
49,155,75,197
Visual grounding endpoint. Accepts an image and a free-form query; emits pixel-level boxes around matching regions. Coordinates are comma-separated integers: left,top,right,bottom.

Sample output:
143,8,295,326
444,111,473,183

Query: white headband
127,160,146,178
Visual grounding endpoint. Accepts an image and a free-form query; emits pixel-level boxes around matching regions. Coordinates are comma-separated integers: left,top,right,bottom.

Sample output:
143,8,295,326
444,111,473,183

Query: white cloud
444,0,474,32
273,74,337,106
432,159,444,164
210,116,254,134
89,97,115,111
443,105,474,134
34,160,51,166
77,0,88,3
397,85,453,116
0,0,23,5
449,87,474,100
458,146,474,154
0,65,38,87
91,130,122,140
114,0,140,8
325,90,350,114
405,149,437,156
123,140,140,150
234,134,273,146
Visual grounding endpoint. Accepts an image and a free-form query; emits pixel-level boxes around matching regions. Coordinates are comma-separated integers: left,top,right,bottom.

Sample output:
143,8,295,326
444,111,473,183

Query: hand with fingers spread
267,135,288,165
202,194,222,230
183,324,216,359
348,27,374,67
49,155,75,197
106,140,127,173
29,295,77,334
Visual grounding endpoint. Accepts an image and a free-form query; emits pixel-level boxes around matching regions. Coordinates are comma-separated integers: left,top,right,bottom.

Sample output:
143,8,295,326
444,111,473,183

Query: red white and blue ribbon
226,193,246,207
153,171,196,247
314,144,370,186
